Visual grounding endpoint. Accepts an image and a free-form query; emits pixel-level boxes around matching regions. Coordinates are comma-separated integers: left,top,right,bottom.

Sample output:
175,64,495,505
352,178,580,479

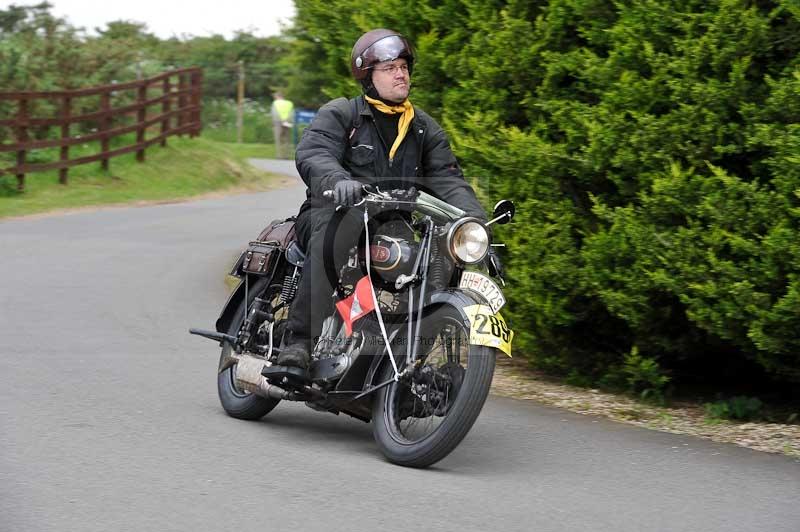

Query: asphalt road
1,166,799,532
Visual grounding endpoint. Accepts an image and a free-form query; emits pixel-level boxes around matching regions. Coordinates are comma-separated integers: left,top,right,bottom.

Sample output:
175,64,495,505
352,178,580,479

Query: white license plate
459,271,506,313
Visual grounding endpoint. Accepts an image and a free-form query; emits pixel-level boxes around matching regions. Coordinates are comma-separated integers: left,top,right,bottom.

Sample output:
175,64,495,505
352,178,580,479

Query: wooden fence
0,67,203,191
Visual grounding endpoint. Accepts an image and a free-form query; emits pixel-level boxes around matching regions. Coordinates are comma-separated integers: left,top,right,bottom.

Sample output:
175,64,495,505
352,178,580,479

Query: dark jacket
295,95,486,220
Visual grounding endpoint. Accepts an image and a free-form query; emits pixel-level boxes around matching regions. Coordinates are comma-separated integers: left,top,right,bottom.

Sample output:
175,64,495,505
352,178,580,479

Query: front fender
428,289,485,331
428,289,513,357
360,289,514,387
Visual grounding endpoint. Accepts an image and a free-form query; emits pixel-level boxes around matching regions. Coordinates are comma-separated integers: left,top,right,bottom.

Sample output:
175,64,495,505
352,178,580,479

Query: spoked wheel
217,277,287,420
372,304,496,468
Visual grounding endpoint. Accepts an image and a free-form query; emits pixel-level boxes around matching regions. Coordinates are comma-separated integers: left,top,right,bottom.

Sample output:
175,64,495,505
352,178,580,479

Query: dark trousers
286,202,366,347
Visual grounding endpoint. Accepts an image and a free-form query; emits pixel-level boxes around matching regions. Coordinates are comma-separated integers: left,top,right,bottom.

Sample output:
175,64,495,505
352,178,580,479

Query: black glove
333,179,363,207
488,248,505,278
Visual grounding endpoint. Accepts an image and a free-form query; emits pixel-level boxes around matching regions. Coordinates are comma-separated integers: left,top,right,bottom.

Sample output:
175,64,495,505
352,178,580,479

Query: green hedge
290,0,800,386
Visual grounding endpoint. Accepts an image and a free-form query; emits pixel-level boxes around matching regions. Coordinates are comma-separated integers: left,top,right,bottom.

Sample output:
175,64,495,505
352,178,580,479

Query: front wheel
372,305,496,468
217,277,283,420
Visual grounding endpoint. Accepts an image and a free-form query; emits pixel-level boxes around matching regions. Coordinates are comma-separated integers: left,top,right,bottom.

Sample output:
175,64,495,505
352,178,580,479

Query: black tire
372,304,496,468
217,277,281,420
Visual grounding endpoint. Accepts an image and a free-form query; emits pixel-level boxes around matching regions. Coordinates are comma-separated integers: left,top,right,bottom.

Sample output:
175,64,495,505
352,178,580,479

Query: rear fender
215,275,264,333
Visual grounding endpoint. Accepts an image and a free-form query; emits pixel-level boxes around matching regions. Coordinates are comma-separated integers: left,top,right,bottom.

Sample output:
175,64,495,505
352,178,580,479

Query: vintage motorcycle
190,187,515,468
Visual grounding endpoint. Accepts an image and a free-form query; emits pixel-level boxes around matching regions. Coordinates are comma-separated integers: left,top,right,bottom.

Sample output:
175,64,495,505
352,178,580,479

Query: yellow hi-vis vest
272,98,294,123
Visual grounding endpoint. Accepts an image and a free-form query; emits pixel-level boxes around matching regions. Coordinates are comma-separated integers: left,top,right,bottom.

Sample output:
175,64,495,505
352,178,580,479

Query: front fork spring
428,238,446,290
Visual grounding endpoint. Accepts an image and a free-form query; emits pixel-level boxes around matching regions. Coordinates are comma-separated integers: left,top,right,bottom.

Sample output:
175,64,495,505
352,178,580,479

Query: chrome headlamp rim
446,217,490,265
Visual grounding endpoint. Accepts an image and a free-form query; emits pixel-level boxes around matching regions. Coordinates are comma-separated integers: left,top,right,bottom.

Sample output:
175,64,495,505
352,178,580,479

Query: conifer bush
289,0,800,385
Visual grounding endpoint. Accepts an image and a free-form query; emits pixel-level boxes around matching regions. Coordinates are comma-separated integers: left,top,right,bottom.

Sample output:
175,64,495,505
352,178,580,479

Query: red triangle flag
335,276,376,336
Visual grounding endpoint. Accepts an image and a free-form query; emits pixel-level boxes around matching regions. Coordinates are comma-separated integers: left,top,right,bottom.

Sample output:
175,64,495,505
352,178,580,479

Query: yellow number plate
464,304,513,357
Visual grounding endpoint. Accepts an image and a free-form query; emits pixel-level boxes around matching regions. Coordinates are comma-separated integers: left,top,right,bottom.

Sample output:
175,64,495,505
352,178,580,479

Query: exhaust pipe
229,353,290,401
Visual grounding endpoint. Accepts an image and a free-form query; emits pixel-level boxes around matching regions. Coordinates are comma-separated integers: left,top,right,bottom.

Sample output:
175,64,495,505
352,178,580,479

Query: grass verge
0,136,283,219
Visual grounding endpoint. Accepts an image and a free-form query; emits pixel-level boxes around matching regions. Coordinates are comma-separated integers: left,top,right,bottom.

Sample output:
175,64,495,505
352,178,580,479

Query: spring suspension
428,239,446,290
280,266,300,303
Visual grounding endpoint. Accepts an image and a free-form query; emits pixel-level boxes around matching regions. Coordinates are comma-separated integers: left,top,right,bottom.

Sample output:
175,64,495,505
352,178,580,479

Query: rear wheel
372,304,496,468
217,278,285,420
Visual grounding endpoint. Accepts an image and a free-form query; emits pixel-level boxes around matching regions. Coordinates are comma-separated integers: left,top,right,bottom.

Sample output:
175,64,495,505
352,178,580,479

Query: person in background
271,91,294,159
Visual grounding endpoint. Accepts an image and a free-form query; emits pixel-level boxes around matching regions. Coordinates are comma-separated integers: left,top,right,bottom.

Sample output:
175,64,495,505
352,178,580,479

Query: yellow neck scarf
365,95,415,161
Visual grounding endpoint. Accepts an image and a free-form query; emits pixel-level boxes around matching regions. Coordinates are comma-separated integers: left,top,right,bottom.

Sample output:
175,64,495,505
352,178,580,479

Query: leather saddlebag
240,217,297,276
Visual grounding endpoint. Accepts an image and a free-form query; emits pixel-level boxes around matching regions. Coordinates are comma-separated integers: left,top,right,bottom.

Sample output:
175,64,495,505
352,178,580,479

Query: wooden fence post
136,81,147,162
161,77,171,147
190,69,201,138
100,91,111,172
59,96,71,184
196,69,204,135
178,73,188,135
15,97,28,191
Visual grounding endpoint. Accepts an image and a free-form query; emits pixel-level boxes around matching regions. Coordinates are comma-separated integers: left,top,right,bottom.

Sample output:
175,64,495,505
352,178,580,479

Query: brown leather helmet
350,29,415,80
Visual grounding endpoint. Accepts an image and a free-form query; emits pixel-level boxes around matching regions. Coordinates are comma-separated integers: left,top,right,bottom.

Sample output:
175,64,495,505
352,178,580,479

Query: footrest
262,365,311,386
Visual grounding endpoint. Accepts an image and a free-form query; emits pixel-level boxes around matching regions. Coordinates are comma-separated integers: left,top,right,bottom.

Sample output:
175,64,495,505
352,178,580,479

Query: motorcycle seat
285,240,305,268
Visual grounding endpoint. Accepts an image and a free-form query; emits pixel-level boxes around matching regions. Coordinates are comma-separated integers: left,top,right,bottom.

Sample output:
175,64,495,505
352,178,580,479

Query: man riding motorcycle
279,29,491,372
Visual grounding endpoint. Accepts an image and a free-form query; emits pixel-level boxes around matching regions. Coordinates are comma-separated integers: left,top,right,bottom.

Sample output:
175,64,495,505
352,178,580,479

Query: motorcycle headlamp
447,218,489,264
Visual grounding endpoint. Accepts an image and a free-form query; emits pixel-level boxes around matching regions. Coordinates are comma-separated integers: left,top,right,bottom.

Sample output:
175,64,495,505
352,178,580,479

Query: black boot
263,339,312,385
276,341,310,369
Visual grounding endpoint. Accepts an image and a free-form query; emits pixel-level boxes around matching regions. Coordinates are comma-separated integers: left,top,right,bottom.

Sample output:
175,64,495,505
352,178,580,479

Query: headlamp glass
449,220,489,264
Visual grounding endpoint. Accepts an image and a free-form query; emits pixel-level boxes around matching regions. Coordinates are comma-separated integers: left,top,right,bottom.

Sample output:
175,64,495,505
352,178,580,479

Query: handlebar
322,183,378,199
321,185,466,220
